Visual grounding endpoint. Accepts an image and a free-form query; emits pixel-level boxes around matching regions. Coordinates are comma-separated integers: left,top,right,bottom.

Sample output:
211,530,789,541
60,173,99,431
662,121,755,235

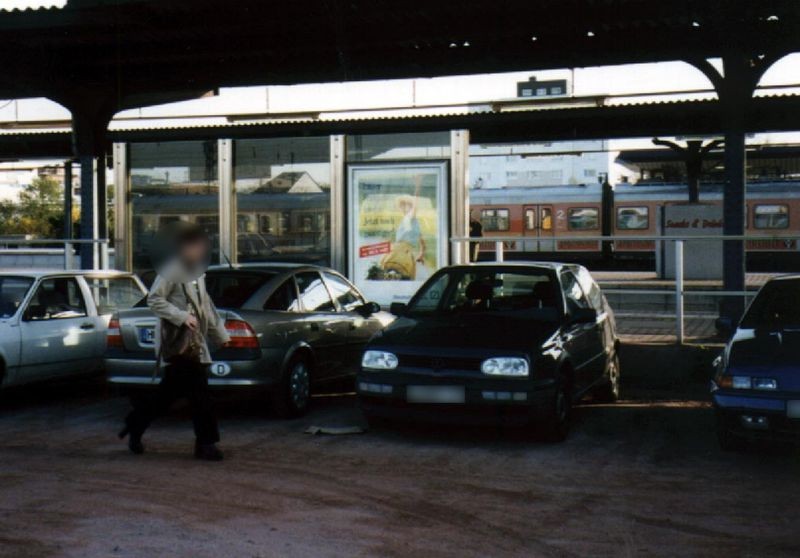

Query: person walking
119,224,230,461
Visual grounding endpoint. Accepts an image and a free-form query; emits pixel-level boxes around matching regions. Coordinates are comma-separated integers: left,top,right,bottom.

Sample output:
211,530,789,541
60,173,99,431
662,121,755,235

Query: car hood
728,328,800,391
371,313,559,354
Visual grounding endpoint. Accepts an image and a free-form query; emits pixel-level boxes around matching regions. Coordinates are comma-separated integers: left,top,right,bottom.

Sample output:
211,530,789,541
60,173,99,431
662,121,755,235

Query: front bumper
357,370,556,426
712,389,800,442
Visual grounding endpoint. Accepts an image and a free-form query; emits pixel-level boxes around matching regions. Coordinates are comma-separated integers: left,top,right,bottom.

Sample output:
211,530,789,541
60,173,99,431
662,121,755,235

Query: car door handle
79,323,95,330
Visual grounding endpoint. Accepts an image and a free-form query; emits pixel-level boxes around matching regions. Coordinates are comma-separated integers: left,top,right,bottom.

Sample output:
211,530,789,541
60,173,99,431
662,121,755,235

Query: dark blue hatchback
712,276,800,449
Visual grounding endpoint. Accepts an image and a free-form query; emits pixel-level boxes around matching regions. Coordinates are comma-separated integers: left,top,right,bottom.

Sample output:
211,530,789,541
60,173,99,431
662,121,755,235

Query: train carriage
470,181,800,270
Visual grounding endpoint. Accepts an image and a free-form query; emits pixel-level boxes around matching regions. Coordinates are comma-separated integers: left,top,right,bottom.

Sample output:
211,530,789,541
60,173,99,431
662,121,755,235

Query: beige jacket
148,274,230,364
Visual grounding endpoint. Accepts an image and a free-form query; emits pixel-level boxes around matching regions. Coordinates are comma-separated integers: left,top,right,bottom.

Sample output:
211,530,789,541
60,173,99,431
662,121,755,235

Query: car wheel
716,411,744,452
594,354,620,403
271,356,312,418
540,381,571,443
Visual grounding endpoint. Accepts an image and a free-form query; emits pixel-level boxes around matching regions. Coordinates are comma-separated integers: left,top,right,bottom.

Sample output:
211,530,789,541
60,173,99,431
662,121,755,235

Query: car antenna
223,252,234,269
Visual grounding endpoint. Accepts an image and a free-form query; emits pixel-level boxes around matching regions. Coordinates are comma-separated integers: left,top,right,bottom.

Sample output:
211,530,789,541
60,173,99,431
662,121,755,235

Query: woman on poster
381,176,427,280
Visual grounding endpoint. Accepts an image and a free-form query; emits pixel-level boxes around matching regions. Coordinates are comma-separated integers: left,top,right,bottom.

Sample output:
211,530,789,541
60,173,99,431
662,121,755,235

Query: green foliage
0,176,68,238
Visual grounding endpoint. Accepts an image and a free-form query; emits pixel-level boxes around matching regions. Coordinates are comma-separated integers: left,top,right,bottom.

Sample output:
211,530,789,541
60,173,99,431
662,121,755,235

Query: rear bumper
357,370,556,426
106,352,282,388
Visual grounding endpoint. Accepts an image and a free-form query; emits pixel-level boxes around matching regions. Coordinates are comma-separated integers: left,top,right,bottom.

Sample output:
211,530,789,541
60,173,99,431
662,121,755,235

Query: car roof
207,263,338,274
443,261,571,272
766,274,800,282
0,269,136,278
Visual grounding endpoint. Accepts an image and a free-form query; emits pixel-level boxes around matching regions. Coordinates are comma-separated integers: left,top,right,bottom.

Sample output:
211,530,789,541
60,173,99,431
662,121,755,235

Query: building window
568,207,599,230
234,137,331,265
616,206,649,230
481,209,510,231
753,204,789,229
129,140,219,274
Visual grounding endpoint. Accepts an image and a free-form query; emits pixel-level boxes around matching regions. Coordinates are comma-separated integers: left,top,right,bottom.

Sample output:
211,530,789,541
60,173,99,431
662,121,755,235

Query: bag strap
181,283,202,320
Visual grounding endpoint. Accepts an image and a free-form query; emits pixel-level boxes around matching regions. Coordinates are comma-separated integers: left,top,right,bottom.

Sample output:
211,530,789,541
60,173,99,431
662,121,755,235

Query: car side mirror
357,301,381,318
571,307,597,324
389,302,407,317
715,317,735,339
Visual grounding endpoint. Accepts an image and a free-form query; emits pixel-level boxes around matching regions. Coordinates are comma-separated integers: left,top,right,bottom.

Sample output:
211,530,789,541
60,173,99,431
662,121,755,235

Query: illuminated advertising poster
348,162,448,305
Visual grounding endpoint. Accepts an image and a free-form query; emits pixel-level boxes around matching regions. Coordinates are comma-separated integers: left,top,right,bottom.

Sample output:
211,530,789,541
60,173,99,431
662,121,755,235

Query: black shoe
119,426,144,455
194,442,224,461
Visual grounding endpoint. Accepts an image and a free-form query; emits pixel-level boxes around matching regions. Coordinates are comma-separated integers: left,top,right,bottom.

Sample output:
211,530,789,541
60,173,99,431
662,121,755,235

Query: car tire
540,380,571,443
594,353,621,403
271,355,312,419
716,411,745,452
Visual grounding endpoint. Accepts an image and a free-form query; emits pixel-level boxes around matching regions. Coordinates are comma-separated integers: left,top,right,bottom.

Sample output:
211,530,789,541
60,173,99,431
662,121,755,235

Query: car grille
398,354,483,371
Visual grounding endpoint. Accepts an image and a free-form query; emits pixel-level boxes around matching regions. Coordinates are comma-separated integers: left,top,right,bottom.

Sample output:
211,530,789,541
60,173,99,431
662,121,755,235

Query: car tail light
107,317,123,348
224,319,259,349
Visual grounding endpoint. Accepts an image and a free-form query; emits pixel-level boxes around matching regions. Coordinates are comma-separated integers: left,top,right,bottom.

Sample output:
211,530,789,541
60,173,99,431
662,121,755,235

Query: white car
0,270,146,389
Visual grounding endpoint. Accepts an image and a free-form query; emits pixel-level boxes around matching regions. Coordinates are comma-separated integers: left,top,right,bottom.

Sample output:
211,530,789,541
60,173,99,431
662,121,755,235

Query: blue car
712,276,800,449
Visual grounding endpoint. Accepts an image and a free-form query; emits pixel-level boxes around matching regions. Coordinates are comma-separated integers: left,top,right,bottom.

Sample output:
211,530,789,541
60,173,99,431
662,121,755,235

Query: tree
652,138,724,203
0,176,66,238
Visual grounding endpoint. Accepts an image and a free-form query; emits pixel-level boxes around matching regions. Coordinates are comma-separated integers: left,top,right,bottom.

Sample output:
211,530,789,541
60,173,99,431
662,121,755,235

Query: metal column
218,139,236,266
113,142,131,271
63,160,73,241
449,130,470,265
330,135,347,274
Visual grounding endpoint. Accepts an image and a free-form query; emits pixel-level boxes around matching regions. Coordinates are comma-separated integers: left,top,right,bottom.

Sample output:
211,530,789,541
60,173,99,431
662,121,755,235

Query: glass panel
481,209,510,231
524,208,536,230
753,204,789,229
568,208,599,230
323,271,363,311
295,271,335,312
616,206,649,230
84,276,145,315
129,141,219,274
264,278,300,312
560,271,590,315
0,276,34,318
408,268,559,320
540,207,553,231
205,271,274,309
26,278,87,320
234,137,331,265
740,278,800,328
347,132,450,162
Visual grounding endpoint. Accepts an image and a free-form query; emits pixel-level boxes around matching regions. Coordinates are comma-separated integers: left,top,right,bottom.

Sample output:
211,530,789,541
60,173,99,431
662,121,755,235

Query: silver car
0,271,147,389
106,264,394,417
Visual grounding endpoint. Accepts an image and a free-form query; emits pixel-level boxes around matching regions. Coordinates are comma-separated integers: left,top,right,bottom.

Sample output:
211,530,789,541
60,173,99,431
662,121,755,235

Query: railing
0,238,112,270
450,233,800,344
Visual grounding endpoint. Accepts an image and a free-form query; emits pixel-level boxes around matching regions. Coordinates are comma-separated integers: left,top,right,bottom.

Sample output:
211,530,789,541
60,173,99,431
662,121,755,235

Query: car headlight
481,357,529,377
362,350,398,370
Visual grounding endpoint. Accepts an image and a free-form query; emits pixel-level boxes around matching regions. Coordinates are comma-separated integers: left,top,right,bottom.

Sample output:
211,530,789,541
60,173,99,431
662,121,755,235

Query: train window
567,208,599,230
616,206,649,230
753,205,789,229
541,208,552,231
481,209,510,232
524,209,536,230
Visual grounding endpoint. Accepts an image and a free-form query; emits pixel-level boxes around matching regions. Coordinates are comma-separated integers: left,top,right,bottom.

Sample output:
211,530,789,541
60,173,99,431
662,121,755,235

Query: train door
523,205,555,254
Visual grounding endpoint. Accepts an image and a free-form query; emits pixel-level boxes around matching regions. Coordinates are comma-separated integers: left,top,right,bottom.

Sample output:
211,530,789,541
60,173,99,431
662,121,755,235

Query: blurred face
181,237,208,267
398,200,413,214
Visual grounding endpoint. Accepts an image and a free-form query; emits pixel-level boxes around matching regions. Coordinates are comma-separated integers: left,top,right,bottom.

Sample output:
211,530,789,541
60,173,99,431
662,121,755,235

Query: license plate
138,326,155,345
787,400,800,419
406,385,465,404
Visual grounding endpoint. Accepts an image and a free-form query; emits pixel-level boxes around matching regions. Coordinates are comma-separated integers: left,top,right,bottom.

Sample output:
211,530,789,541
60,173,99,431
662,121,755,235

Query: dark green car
357,262,620,441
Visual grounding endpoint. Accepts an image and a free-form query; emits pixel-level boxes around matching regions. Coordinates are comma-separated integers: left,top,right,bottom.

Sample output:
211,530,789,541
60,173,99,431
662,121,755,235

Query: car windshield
205,271,275,308
0,276,34,318
406,267,561,321
84,276,146,315
740,278,800,330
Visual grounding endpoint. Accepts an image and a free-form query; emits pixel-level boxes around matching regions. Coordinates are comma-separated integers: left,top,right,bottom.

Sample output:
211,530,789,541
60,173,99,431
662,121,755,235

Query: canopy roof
0,0,798,113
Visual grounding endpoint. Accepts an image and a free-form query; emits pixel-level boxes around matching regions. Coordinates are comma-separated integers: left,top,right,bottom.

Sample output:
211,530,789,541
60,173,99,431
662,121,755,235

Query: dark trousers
125,358,219,445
